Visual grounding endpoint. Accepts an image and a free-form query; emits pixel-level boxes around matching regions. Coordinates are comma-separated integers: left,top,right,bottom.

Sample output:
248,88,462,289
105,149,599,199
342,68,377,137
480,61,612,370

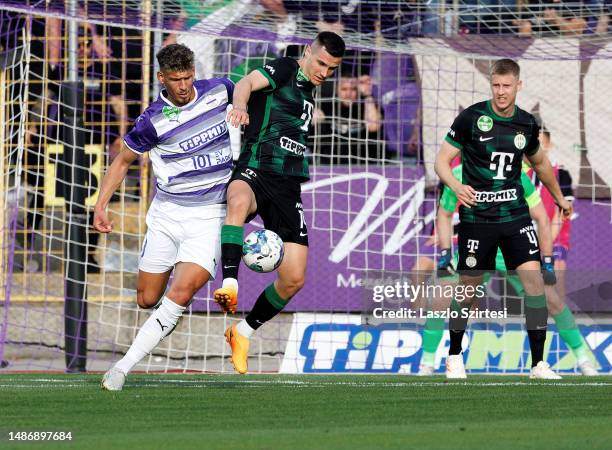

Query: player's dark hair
491,58,520,78
314,32,346,58
156,44,194,72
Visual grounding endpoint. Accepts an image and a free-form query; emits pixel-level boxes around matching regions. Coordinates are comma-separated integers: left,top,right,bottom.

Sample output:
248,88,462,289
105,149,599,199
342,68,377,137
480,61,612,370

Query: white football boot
530,361,562,379
101,367,126,391
445,354,467,379
577,360,598,376
417,364,435,376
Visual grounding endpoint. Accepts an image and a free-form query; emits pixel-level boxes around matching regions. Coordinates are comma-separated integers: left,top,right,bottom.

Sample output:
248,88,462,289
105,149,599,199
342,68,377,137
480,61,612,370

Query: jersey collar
486,100,516,122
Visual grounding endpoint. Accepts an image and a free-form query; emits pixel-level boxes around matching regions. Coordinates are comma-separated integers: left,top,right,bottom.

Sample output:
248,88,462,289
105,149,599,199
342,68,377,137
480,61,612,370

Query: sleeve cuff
444,135,463,150
256,67,276,90
123,139,144,155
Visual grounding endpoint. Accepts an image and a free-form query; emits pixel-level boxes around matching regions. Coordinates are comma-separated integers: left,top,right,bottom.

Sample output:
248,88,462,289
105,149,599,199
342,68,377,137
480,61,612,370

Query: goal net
1,0,610,375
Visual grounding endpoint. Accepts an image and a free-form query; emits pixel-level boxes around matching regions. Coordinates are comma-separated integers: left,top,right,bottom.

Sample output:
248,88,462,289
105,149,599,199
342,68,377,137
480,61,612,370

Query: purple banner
201,166,612,313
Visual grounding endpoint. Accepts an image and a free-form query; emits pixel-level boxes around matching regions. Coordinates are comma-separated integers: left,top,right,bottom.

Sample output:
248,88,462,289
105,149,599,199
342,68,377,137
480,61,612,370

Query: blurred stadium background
0,0,611,375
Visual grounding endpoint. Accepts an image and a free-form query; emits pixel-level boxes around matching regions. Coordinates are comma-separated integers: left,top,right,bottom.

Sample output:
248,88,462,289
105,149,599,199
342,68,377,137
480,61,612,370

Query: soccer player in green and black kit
214,32,345,374
434,58,573,379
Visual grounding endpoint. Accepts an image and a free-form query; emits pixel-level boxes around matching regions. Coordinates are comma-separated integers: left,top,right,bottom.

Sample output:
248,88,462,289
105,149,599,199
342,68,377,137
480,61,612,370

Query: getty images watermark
361,272,508,323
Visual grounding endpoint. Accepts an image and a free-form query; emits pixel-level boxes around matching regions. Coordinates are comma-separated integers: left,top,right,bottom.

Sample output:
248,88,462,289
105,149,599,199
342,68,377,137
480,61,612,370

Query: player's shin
239,283,289,337
524,294,548,367
221,224,244,284
114,296,186,375
553,305,593,364
422,317,445,366
448,299,470,355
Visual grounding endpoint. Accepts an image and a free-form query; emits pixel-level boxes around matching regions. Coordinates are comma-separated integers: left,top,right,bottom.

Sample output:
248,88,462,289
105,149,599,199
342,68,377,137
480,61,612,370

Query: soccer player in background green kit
434,58,573,379
418,164,597,376
213,32,345,374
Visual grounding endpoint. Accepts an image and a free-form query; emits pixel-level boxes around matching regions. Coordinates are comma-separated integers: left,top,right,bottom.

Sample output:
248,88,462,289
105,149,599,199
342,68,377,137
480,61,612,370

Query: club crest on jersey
162,105,181,122
477,115,493,132
514,133,526,150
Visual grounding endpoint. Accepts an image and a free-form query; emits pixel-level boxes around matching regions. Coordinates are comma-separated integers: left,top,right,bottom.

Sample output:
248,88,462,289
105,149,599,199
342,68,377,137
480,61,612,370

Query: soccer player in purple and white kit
94,44,234,390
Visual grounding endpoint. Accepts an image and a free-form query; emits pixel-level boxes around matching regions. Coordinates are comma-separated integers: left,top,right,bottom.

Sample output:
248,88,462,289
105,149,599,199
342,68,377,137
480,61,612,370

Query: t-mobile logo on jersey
467,239,479,253
489,152,514,180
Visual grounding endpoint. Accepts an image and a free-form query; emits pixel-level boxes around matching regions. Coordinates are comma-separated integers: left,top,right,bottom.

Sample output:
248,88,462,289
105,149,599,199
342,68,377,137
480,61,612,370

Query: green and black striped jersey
445,100,540,224
238,57,315,180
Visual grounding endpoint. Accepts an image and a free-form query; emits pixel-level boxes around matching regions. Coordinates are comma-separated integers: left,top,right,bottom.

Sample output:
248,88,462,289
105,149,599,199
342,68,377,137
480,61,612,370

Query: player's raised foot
101,367,126,391
530,361,562,379
213,286,238,314
578,360,598,376
417,364,435,376
445,354,467,379
225,325,249,374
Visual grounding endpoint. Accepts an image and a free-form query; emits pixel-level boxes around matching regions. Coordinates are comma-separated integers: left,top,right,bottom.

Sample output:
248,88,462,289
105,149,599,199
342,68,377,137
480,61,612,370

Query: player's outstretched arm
227,70,271,128
434,141,475,208
93,145,139,233
527,150,572,218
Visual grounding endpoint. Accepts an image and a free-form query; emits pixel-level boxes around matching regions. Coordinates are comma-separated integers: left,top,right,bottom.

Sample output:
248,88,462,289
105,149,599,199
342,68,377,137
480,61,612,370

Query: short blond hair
491,58,520,78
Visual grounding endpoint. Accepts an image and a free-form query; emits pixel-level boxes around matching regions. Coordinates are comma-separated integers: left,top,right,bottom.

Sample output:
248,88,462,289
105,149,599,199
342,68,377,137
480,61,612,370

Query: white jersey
124,78,234,206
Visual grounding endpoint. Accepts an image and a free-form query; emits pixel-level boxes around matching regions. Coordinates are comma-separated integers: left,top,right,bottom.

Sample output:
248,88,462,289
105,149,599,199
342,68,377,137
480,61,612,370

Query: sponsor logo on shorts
466,255,477,268
241,168,257,180
474,189,517,203
280,137,307,156
467,239,479,253
179,122,227,151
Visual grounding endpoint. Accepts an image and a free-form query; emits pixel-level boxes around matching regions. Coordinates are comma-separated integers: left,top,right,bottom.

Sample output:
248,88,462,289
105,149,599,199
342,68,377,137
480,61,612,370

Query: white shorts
139,197,226,278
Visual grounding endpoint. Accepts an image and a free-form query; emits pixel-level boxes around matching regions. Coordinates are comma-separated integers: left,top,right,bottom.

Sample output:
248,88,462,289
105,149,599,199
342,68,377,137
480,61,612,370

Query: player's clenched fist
227,105,249,128
453,183,477,208
93,208,113,233
557,198,573,219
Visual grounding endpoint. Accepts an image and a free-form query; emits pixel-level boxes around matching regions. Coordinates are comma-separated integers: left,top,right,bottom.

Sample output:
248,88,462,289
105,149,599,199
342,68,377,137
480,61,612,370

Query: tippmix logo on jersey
477,115,493,132
179,121,227,152
162,105,181,122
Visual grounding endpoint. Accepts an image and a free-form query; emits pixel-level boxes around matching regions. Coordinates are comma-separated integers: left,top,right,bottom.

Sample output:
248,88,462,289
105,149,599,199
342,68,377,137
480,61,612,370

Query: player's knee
279,275,305,297
136,289,161,309
227,190,252,215
166,284,196,306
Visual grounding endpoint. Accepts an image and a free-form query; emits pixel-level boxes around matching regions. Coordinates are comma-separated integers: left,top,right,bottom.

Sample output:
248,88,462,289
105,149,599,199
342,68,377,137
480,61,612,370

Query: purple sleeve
123,112,158,154
217,78,234,103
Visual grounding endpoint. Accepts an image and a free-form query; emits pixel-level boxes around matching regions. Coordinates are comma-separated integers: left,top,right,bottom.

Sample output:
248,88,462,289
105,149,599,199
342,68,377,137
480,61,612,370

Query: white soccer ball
242,229,284,273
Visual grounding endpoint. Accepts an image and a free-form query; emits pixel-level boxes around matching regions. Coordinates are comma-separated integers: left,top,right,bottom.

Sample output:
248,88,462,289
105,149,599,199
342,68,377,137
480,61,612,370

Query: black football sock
246,283,289,330
525,294,548,367
449,299,470,355
220,225,243,281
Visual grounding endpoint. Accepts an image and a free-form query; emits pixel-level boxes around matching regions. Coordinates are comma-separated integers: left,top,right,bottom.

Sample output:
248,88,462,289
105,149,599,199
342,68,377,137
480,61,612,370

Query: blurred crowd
2,0,612,169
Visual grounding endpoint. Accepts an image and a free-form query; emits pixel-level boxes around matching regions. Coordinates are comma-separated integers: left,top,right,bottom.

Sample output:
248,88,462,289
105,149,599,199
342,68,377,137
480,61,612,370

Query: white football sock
115,296,186,375
236,319,254,338
222,277,238,291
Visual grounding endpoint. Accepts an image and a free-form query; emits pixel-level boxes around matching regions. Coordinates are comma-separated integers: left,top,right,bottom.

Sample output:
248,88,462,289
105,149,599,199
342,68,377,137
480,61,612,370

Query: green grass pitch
1,374,611,449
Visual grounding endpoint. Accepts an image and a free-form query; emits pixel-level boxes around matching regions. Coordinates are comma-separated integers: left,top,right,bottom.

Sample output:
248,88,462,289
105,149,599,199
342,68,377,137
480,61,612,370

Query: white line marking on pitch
1,378,611,388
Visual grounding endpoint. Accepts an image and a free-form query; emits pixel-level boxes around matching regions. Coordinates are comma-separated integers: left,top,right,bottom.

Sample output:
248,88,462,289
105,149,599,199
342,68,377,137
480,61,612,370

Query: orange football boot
224,324,249,374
